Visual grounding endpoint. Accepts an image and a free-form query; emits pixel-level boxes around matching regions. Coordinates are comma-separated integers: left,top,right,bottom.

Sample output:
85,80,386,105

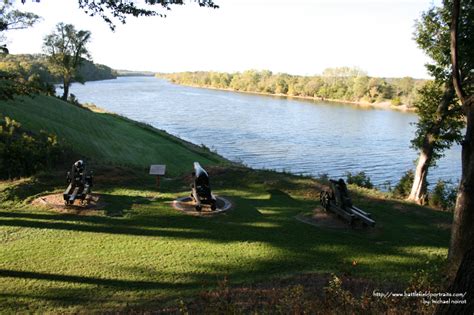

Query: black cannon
190,162,217,211
320,178,375,227
63,160,93,206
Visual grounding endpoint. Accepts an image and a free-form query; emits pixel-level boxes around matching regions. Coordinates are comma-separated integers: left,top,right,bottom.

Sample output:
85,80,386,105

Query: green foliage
0,116,69,179
345,171,374,189
391,97,402,106
50,0,219,31
0,53,116,85
429,180,457,211
393,170,414,198
0,68,54,100
411,81,463,164
414,0,474,89
160,69,422,106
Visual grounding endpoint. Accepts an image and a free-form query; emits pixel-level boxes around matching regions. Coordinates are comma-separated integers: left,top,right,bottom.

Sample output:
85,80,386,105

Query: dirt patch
172,196,233,216
296,206,350,229
32,193,106,215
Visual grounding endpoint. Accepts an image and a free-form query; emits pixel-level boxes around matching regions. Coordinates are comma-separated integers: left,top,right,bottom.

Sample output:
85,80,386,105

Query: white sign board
149,164,166,176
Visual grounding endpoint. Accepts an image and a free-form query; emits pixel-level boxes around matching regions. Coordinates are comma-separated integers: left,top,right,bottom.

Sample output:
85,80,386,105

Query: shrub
0,116,70,179
391,97,402,106
429,180,457,211
393,170,414,198
345,171,374,189
67,93,80,106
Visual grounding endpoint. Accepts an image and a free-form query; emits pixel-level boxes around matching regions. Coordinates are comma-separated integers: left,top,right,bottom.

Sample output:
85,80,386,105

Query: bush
429,180,457,211
393,170,414,198
0,116,70,179
391,97,402,106
345,171,374,189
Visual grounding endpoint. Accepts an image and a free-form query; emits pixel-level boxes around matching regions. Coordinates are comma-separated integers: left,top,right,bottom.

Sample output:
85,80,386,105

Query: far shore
165,81,415,112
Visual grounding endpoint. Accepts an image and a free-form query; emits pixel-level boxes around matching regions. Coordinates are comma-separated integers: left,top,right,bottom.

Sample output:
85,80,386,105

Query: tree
43,23,92,101
448,0,474,271
0,3,41,99
407,0,467,205
0,2,40,53
408,81,462,204
21,0,218,31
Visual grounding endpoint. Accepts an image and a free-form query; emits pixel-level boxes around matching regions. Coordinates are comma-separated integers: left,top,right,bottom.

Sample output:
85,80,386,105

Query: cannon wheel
320,191,331,211
195,205,202,212
211,202,217,211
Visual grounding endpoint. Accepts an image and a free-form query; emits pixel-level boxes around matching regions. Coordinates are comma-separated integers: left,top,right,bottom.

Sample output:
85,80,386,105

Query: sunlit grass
0,95,224,175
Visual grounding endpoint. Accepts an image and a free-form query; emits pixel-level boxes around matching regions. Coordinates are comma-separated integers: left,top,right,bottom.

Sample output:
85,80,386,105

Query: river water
68,76,460,188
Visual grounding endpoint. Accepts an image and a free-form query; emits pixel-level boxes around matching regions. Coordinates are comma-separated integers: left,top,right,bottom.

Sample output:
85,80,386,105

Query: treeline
116,70,156,77
0,54,117,85
159,68,425,107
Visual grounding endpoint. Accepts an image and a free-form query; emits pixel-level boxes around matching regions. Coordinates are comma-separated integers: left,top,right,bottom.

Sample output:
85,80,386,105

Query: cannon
320,178,375,227
63,160,93,206
190,162,217,211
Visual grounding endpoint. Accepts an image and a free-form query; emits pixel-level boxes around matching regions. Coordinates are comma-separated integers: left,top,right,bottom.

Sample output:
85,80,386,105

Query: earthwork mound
32,193,105,215
172,196,233,216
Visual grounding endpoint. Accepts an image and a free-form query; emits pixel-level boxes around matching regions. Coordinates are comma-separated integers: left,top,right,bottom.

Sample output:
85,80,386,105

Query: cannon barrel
193,162,209,180
190,162,216,211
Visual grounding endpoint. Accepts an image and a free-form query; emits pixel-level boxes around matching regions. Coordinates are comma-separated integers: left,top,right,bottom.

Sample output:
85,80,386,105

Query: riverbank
160,81,415,112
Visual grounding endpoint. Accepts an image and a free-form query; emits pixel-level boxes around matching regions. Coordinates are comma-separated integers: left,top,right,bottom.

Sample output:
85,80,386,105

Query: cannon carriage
63,160,93,206
320,178,375,227
190,162,217,211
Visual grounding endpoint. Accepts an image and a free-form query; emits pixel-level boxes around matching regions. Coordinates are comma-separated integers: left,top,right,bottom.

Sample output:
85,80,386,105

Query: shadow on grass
0,186,449,252
0,269,193,290
0,167,453,313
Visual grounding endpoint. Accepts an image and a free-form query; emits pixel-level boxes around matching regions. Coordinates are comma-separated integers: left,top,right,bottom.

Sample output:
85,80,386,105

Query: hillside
0,96,453,313
0,95,222,175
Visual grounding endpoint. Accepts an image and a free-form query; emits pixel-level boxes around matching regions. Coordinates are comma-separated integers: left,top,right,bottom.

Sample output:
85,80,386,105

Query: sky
7,0,441,78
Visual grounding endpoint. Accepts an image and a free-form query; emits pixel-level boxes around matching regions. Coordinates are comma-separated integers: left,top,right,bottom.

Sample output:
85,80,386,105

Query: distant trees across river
159,68,425,108
0,54,117,85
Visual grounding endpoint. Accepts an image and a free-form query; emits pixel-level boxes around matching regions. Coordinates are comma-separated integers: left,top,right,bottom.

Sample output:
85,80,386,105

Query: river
68,76,460,188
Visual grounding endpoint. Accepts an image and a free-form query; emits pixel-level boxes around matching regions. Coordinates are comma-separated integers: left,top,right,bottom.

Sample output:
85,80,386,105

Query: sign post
149,164,166,191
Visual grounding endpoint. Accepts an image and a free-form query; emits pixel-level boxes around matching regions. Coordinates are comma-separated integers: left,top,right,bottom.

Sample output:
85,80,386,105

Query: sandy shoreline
168,82,414,112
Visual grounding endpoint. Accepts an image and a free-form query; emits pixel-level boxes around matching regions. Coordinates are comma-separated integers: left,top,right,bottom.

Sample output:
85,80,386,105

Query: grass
0,95,223,176
0,96,453,313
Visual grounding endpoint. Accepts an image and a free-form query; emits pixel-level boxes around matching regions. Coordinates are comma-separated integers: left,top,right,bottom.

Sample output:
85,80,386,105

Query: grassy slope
0,95,222,175
0,96,452,313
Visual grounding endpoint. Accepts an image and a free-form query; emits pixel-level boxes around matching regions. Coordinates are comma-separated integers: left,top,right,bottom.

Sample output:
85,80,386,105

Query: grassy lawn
0,96,452,312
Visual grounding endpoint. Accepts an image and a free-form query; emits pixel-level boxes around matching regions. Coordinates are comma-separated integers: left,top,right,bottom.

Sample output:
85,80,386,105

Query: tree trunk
408,147,432,204
448,0,474,273
408,84,453,205
448,101,474,270
61,77,70,101
436,247,474,314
